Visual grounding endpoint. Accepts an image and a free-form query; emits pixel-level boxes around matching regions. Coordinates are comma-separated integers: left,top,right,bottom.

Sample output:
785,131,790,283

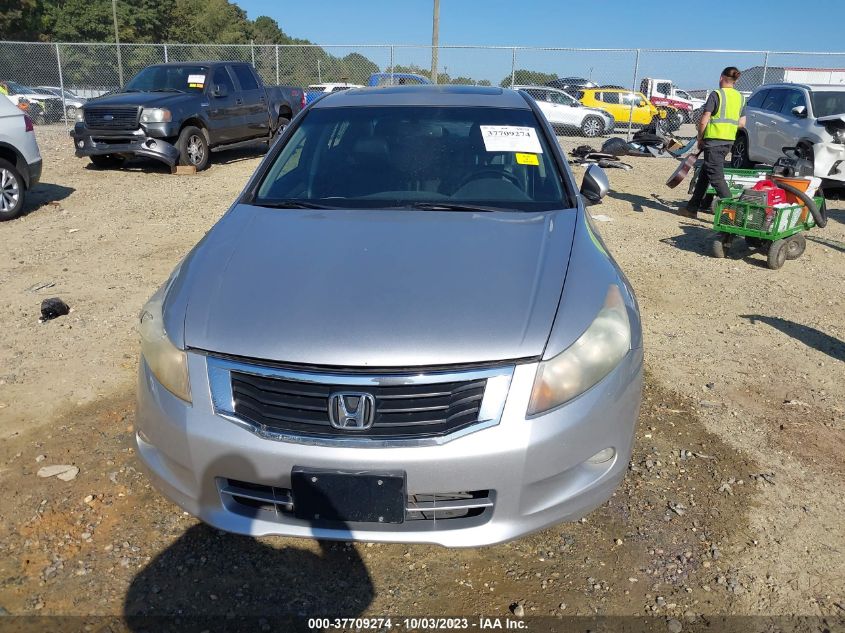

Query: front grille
220,478,493,524
84,106,140,129
231,372,487,439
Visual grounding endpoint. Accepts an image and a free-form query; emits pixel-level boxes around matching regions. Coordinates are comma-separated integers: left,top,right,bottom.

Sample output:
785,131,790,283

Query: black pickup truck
71,61,304,170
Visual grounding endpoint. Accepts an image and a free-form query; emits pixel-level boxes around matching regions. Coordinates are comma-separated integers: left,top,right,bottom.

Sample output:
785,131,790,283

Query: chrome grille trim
206,355,514,447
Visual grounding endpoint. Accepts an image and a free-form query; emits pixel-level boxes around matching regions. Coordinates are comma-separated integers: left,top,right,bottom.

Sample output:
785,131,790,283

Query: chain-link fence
2,41,844,139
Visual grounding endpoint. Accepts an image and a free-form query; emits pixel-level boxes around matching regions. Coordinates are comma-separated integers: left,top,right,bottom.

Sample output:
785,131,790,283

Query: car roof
513,85,569,93
147,61,246,68
754,82,845,93
312,84,531,109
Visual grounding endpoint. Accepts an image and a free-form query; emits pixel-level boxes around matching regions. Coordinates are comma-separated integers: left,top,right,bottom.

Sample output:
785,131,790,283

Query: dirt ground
0,128,843,627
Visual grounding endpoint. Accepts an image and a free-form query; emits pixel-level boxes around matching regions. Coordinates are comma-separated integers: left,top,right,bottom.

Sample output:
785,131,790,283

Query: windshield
255,105,567,211
810,91,845,118
124,65,209,93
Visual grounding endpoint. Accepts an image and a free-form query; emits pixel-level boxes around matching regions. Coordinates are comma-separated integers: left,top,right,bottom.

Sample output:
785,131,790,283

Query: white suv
0,96,42,220
733,83,845,188
516,85,614,137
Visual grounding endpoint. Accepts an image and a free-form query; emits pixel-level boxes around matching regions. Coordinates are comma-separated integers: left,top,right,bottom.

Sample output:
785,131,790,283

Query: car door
596,91,623,122
773,88,810,156
547,91,583,126
524,89,559,125
742,88,768,162
231,64,267,140
206,65,240,144
755,88,789,162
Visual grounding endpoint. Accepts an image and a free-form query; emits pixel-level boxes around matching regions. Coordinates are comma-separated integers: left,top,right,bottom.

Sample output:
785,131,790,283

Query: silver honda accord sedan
135,85,643,547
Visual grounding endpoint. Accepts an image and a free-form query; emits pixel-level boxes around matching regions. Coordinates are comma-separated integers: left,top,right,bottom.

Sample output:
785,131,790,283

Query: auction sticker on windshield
480,125,543,154
187,74,206,88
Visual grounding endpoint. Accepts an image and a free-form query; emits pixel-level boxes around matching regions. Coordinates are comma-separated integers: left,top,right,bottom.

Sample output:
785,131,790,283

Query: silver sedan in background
135,85,643,546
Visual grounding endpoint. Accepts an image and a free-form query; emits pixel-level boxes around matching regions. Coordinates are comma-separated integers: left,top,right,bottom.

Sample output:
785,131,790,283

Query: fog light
77,140,84,148
587,447,615,464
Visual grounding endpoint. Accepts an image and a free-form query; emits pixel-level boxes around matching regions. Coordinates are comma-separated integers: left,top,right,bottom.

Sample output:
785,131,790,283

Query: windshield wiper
252,199,335,209
407,202,499,212
150,88,186,93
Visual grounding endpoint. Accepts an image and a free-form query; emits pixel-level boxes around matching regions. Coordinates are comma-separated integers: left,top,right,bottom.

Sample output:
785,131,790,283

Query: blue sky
239,0,845,88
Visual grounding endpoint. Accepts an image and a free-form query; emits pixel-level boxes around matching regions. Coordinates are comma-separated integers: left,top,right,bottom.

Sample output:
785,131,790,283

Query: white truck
639,77,703,124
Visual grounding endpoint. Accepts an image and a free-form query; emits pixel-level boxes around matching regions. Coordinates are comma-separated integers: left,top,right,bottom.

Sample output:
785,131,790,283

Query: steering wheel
456,169,523,190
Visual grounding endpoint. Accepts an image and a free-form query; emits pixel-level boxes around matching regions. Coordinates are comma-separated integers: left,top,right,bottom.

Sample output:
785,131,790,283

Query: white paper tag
480,125,543,154
187,74,206,86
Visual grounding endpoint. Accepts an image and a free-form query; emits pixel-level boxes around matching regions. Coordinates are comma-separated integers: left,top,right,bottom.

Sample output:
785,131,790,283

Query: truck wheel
580,116,603,138
785,234,806,259
731,133,750,168
177,126,209,171
767,239,788,269
0,158,25,221
89,154,125,169
271,116,291,143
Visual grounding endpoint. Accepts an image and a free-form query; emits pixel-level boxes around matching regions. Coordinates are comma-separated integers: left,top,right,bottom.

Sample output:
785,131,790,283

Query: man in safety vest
682,67,746,218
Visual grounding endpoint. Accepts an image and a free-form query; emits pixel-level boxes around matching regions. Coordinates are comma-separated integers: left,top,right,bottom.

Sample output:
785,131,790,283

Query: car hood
178,204,577,367
86,91,196,108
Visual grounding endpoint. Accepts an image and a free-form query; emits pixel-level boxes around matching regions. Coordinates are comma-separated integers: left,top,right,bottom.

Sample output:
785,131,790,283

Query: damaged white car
732,83,845,191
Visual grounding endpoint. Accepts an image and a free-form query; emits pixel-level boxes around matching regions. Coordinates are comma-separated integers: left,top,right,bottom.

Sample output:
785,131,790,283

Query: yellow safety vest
704,87,744,141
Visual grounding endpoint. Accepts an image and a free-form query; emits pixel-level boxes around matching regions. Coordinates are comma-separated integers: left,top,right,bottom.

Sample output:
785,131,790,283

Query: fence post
625,48,641,141
251,40,255,66
761,51,770,87
510,48,516,88
390,45,395,83
55,43,68,129
164,44,168,63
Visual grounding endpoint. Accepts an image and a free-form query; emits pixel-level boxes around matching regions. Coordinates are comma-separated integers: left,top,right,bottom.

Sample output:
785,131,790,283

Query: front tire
731,133,751,168
581,116,603,138
177,125,209,170
0,158,25,221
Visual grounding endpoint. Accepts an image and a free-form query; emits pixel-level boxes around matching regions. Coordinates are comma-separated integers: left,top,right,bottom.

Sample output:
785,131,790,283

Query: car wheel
0,158,25,221
581,116,603,138
785,234,806,260
767,239,788,269
89,154,125,169
271,116,291,144
731,133,751,168
177,125,210,170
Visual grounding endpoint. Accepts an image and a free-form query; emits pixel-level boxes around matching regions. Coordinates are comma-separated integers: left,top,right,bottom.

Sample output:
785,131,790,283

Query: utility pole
430,0,439,84
112,0,124,87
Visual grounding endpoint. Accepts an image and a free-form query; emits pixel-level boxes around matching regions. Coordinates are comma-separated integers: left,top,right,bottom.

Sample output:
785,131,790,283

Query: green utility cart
711,195,825,269
688,166,774,205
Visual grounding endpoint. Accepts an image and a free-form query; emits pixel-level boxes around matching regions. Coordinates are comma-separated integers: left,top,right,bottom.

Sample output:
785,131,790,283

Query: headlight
75,108,84,122
140,108,172,123
833,128,845,144
528,285,631,415
139,275,191,403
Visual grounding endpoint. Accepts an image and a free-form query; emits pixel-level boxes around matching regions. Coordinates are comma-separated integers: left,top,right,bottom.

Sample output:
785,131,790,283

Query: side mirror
581,164,609,203
791,105,807,118
212,84,228,98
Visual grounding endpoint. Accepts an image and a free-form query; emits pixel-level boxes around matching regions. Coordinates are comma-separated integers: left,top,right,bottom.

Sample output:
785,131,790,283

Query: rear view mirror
791,105,807,118
581,164,609,203
212,84,228,98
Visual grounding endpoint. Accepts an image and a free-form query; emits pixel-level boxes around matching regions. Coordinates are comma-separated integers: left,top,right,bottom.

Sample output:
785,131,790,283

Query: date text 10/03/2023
307,617,529,630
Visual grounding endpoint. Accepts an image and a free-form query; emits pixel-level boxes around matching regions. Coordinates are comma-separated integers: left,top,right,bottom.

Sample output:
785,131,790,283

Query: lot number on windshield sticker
480,126,543,154
516,153,539,166
187,74,206,88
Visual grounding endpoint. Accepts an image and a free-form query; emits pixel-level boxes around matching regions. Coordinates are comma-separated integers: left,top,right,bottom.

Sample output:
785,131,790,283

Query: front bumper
814,142,845,183
70,124,180,166
135,349,643,547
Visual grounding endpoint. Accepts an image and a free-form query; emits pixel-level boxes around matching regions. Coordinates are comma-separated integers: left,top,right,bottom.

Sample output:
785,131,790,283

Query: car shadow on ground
20,182,75,218
823,206,845,226
740,314,845,362
124,455,374,632
607,190,679,214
